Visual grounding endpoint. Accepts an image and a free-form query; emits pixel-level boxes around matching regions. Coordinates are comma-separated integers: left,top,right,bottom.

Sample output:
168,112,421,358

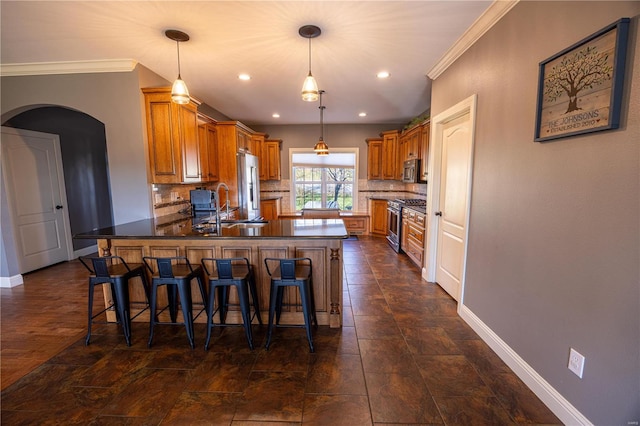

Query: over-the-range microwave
402,159,421,183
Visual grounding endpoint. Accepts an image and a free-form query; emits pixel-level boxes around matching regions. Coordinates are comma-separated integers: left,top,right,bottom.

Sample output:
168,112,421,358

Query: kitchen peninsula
76,215,348,328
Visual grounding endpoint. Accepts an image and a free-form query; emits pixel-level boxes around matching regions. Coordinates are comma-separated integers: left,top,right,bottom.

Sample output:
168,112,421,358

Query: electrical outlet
568,348,585,378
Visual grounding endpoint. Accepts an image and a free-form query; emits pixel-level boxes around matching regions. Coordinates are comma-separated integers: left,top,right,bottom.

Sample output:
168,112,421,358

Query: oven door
386,205,401,252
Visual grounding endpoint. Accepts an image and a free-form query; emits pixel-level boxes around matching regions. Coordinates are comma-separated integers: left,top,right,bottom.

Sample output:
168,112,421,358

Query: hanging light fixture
314,90,329,156
299,25,321,102
165,29,190,104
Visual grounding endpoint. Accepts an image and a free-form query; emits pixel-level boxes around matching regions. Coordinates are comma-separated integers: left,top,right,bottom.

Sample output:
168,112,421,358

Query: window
290,149,358,211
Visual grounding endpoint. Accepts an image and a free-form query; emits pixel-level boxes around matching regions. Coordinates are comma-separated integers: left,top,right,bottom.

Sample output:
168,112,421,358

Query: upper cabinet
366,121,430,182
261,139,282,181
367,130,399,180
419,121,430,181
382,130,399,180
143,87,202,184
198,114,219,182
366,137,383,180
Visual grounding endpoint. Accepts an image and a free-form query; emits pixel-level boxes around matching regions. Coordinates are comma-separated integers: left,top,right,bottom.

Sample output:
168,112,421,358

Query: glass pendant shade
171,76,190,104
314,139,329,155
302,72,319,102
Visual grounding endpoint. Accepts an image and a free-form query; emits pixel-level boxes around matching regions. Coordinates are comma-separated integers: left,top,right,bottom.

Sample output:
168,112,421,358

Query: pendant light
299,25,321,102
314,90,329,156
165,29,190,104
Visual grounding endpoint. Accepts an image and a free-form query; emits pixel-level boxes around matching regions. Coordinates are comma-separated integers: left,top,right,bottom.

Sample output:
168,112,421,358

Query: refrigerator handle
249,166,258,209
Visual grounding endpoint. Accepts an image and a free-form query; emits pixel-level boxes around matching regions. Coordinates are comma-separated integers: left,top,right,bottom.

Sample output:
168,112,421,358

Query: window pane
292,157,356,211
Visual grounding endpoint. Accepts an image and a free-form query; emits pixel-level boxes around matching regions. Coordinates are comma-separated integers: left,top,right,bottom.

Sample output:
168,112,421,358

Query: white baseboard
459,304,592,426
73,244,98,258
0,274,24,288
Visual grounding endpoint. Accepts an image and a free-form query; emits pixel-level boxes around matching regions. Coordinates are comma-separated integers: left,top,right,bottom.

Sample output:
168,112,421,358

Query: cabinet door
237,130,251,153
366,138,383,180
264,140,281,180
145,95,181,183
382,133,397,180
260,199,280,220
198,125,210,182
420,122,430,181
178,103,201,183
369,199,388,235
407,129,420,160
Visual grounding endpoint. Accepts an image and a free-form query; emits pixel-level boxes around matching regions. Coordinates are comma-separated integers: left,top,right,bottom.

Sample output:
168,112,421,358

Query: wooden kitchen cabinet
197,119,219,182
401,207,426,268
143,87,202,184
260,198,280,220
366,138,383,180
369,198,388,235
342,216,369,236
419,121,430,181
403,125,421,161
367,131,398,181
381,130,399,180
261,139,282,181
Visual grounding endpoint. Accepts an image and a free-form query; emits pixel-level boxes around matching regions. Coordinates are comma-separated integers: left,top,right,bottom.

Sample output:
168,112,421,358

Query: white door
427,95,476,302
1,127,73,273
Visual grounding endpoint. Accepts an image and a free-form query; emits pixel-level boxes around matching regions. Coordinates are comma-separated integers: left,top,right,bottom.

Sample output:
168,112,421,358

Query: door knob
435,211,442,216
56,205,63,210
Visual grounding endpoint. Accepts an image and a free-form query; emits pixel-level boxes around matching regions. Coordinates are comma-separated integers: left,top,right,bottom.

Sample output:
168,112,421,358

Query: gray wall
252,123,404,179
1,67,152,225
430,2,639,424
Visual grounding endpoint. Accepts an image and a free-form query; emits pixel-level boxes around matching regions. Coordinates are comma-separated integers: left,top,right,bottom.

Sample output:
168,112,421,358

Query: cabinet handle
435,211,442,216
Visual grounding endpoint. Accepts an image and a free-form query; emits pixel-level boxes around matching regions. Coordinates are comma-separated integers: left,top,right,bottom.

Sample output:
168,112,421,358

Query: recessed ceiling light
359,112,367,117
272,113,280,118
238,74,251,80
377,71,390,79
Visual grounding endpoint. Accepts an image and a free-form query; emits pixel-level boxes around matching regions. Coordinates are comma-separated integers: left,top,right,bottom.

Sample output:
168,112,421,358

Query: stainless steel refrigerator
237,152,261,220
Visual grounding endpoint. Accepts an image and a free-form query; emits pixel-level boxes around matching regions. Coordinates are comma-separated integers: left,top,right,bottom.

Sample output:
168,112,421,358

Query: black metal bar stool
79,255,150,347
201,257,263,350
143,256,207,349
264,257,317,352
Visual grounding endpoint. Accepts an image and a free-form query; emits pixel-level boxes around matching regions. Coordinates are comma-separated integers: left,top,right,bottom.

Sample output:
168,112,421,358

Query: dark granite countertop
74,214,349,240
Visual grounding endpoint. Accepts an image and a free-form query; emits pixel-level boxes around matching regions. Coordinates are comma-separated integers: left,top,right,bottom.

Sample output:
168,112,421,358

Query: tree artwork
544,45,612,114
535,19,628,142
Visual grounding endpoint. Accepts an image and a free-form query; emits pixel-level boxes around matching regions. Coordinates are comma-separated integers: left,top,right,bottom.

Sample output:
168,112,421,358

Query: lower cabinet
369,199,388,236
342,216,368,235
401,208,426,268
260,198,281,220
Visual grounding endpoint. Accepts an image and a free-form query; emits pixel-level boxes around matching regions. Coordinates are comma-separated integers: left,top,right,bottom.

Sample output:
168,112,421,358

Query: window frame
289,147,359,212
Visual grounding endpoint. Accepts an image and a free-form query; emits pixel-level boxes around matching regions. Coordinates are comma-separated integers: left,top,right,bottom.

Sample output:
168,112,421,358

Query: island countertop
75,214,349,240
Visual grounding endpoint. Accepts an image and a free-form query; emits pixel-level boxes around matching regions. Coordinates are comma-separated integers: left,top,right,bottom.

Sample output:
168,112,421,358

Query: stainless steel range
386,198,427,253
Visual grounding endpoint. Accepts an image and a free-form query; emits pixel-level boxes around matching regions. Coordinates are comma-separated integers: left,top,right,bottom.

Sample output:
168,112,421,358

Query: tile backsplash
152,180,426,218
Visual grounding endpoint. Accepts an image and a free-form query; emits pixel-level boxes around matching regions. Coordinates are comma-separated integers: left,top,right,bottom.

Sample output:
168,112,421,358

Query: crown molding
0,59,138,77
428,0,519,80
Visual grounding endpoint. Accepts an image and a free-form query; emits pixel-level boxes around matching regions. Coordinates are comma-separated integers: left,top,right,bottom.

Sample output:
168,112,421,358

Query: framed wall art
534,18,630,142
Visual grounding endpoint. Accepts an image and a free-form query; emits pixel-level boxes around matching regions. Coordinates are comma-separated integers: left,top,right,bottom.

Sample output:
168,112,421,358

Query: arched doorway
3,106,114,253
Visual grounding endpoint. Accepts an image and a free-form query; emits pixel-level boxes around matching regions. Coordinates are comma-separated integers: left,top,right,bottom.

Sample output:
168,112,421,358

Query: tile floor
1,235,562,425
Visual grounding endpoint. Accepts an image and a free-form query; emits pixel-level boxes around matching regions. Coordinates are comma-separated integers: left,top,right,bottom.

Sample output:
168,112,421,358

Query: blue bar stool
79,255,150,347
264,257,317,352
201,257,263,350
143,256,207,349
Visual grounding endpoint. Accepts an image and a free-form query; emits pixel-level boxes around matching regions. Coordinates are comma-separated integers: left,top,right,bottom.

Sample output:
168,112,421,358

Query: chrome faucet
214,182,230,233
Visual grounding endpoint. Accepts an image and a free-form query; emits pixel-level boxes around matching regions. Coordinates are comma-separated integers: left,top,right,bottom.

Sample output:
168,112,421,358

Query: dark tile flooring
1,235,562,425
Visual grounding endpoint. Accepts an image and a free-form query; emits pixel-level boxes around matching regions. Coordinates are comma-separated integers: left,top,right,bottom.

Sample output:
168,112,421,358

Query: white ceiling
0,1,492,126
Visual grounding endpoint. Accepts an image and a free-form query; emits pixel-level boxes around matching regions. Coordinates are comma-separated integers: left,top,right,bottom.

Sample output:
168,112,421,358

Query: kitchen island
75,214,348,327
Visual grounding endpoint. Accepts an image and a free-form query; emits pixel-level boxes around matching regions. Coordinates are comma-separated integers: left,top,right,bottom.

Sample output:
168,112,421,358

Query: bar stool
79,255,150,347
201,257,263,350
264,257,317,352
143,256,207,349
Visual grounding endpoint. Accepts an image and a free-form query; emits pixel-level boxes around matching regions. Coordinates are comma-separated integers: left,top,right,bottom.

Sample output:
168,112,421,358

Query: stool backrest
279,259,297,280
264,257,312,281
156,258,175,278
79,256,129,277
143,256,195,278
215,259,233,280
